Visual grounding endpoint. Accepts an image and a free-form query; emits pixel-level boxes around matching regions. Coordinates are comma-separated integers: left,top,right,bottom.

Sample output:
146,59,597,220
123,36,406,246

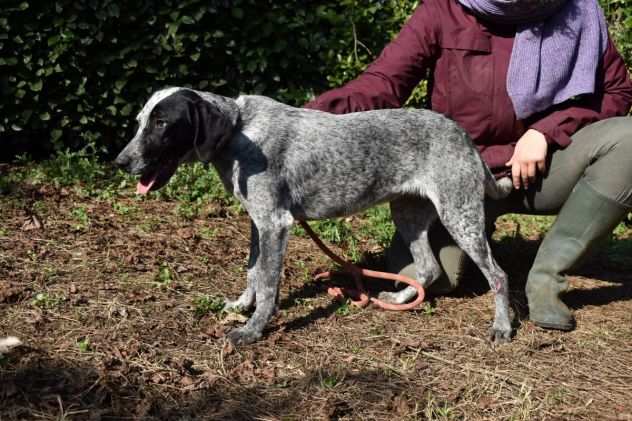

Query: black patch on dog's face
132,90,205,192
116,88,236,194
142,90,201,166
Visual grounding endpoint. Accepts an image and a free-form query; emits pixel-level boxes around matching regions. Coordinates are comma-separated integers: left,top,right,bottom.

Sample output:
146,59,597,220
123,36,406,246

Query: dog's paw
226,327,262,346
223,296,255,314
377,291,407,305
223,301,246,314
488,327,512,344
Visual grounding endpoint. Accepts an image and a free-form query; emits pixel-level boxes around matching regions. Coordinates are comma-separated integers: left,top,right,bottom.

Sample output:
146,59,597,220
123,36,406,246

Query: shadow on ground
0,352,426,420
278,235,632,329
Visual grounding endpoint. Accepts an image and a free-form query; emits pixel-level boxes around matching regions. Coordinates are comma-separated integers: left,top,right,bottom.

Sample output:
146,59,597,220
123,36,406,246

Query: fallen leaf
204,372,222,387
177,228,194,239
222,339,235,355
180,376,195,386
220,312,248,325
393,394,411,417
205,325,226,339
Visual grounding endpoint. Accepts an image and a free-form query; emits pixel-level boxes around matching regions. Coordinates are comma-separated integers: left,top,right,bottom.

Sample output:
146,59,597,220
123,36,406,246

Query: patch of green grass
193,295,225,317
9,145,130,198
335,299,352,317
71,205,90,230
199,227,217,240
154,263,174,287
494,214,555,240
27,144,107,188
31,292,63,309
112,201,137,216
294,219,366,263
294,260,313,282
76,337,91,353
424,394,458,421
358,205,395,248
319,372,344,389
613,219,632,237
176,202,201,220
158,163,237,207
293,219,355,245
293,297,314,308
421,302,436,316
293,207,394,262
138,218,161,233
32,199,48,215
42,266,60,282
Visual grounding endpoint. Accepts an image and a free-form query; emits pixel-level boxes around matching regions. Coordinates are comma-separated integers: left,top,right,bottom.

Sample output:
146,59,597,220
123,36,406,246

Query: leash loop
299,221,425,311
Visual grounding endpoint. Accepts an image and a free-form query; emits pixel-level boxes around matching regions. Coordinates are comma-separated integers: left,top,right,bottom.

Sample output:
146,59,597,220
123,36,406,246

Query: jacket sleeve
303,2,441,114
529,36,632,148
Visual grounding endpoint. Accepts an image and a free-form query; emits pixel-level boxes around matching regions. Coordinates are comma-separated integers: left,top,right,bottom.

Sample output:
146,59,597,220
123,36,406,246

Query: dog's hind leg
224,220,258,313
226,212,293,345
378,198,442,304
434,193,512,343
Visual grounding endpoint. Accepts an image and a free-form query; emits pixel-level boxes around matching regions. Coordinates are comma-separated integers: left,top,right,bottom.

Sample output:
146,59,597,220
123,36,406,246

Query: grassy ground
1,154,632,420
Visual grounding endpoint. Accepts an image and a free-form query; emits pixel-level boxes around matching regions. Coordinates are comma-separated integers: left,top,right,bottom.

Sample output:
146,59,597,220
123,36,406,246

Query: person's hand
505,129,548,190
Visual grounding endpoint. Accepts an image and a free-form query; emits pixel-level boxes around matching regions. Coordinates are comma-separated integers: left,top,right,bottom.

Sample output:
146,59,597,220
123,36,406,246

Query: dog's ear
194,100,237,157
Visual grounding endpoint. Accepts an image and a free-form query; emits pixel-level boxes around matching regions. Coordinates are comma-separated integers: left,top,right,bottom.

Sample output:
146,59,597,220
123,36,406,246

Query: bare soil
1,180,631,421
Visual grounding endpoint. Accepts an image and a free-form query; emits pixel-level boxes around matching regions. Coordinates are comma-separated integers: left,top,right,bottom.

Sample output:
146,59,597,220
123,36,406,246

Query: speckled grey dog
115,87,514,345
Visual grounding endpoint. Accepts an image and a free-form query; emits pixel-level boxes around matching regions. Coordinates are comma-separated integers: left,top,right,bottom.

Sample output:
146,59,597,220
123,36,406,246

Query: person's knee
589,116,632,149
582,117,632,204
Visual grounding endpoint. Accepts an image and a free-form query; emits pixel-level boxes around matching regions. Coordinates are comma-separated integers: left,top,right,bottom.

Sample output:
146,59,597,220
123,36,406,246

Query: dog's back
231,95,488,219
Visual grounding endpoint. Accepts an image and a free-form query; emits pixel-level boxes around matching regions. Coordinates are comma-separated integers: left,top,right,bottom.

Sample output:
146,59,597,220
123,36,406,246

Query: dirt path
1,182,631,420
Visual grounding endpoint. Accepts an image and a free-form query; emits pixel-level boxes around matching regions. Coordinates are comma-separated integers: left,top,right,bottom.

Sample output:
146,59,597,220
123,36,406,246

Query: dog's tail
484,166,513,200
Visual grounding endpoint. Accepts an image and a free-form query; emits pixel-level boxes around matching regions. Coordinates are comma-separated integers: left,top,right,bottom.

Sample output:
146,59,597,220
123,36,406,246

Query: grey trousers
386,116,632,293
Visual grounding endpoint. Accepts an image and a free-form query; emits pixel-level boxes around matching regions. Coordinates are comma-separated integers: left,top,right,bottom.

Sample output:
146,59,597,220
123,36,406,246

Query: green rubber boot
527,179,630,330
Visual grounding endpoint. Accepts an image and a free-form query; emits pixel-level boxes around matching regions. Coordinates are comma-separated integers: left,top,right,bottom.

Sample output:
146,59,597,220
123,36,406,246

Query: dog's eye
155,119,167,129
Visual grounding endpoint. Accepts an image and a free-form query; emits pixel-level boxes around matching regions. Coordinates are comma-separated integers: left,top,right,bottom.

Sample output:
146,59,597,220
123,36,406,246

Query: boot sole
531,319,575,332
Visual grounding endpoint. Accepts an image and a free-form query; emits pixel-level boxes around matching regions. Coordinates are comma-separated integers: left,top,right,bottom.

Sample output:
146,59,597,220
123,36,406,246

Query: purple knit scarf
458,0,608,119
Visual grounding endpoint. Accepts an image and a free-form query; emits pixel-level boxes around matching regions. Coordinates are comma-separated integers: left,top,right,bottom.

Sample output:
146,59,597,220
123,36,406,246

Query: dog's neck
194,91,241,163
196,91,240,127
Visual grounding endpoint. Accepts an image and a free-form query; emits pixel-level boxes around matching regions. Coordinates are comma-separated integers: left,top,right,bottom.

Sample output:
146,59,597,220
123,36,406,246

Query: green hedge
0,0,417,157
1,0,630,158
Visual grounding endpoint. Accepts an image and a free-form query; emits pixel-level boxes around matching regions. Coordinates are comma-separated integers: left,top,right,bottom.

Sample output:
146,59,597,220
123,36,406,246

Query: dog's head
115,87,237,195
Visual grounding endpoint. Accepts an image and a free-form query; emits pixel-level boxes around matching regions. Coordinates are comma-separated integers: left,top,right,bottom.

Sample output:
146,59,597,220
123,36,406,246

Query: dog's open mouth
136,161,178,195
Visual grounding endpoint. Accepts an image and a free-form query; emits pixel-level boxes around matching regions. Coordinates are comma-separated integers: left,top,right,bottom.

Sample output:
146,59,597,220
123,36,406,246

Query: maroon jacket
305,0,632,175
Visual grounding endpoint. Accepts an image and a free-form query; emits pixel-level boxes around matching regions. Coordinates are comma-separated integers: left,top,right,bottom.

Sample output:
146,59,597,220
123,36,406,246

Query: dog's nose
114,153,130,170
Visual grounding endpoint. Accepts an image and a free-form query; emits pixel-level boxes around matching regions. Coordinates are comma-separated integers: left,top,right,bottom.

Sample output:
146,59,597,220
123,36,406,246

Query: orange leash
299,221,425,310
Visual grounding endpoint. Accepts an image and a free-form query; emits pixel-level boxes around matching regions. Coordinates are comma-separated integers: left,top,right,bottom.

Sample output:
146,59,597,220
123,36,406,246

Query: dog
115,87,514,345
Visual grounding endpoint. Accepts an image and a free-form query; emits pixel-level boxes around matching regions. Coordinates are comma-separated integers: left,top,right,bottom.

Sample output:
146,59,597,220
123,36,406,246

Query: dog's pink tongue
136,175,156,195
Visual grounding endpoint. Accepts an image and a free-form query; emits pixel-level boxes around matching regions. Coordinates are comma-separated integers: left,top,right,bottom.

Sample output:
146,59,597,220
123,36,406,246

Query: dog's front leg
226,215,291,345
223,221,259,313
